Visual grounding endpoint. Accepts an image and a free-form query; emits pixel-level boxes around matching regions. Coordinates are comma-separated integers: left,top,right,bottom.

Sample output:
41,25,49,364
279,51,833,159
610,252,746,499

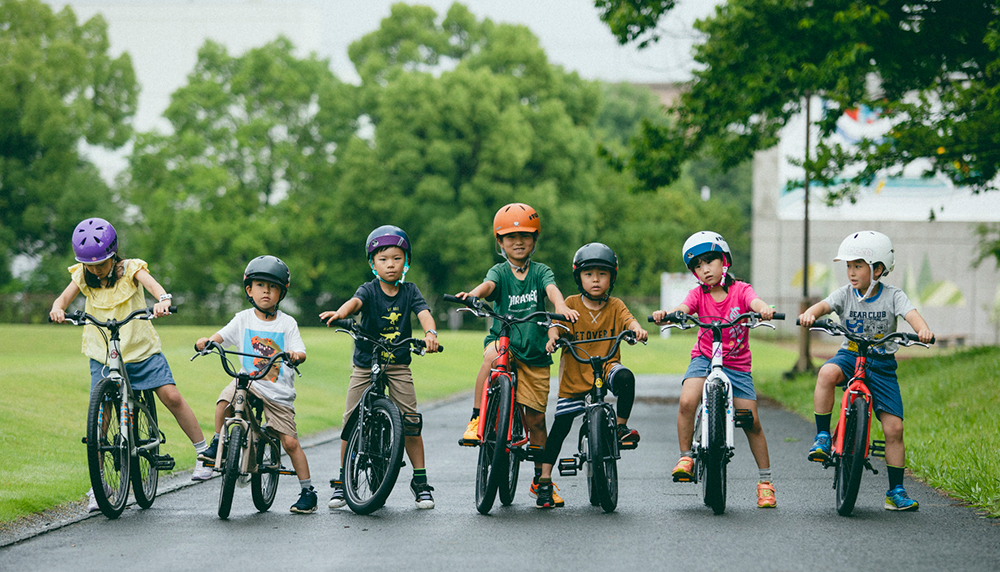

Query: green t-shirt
483,261,556,367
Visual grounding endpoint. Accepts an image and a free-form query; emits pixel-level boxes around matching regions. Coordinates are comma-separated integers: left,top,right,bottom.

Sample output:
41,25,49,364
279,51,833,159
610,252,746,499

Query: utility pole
790,95,815,377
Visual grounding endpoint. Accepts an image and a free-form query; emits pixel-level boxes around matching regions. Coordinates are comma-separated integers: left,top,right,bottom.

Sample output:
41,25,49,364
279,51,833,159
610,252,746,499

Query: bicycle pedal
673,474,693,483
619,440,638,450
81,437,87,444
278,465,296,476
525,444,543,463
458,438,480,447
153,454,175,471
557,457,579,476
734,408,754,428
203,459,215,468
870,439,886,458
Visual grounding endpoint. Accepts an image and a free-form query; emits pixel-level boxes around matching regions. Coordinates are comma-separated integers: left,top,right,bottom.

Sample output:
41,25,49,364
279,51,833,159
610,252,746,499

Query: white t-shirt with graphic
216,309,306,408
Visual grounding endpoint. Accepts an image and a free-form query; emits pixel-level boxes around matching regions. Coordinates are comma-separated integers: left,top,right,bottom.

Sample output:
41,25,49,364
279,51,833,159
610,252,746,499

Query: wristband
159,293,172,302
426,329,437,336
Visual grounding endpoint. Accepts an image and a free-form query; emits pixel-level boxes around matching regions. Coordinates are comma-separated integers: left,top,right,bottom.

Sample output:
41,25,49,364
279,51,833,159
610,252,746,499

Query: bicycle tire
703,382,727,515
86,378,130,519
476,374,511,514
580,422,600,506
591,406,619,513
251,432,281,512
344,397,404,515
835,397,868,516
217,424,243,519
130,390,159,509
499,402,523,506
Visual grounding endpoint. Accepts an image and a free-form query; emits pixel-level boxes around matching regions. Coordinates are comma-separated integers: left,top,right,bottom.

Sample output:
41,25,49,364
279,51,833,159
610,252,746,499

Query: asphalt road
3,375,998,571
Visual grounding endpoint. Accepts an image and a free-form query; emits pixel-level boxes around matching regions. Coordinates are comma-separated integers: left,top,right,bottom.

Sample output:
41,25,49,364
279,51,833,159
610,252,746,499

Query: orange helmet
493,203,541,238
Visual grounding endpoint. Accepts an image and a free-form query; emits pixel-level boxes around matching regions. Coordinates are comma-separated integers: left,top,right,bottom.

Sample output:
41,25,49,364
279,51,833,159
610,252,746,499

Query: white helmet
682,231,732,270
834,231,894,297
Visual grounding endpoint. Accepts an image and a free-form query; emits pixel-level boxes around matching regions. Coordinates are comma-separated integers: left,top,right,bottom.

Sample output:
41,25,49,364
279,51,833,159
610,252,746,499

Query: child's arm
626,318,649,343
545,325,566,354
797,300,831,328
415,309,439,353
319,297,363,326
903,309,934,344
195,333,224,352
456,280,495,300
651,303,691,324
749,298,775,320
545,283,579,322
134,268,173,318
49,282,81,323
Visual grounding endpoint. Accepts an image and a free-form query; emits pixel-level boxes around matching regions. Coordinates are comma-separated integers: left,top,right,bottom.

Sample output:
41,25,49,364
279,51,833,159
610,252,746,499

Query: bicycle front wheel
251,432,281,513
217,424,243,519
130,390,159,509
87,378,130,519
702,383,727,515
499,402,523,506
588,406,618,512
344,397,405,515
476,374,511,515
835,397,868,516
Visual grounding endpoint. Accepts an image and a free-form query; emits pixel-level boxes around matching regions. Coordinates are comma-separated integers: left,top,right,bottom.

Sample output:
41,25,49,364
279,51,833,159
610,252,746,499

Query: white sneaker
191,459,213,481
86,488,100,513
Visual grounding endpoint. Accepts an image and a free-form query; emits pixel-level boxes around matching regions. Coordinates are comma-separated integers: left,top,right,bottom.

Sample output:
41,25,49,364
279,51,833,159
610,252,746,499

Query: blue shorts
824,349,902,419
683,356,756,400
90,353,176,392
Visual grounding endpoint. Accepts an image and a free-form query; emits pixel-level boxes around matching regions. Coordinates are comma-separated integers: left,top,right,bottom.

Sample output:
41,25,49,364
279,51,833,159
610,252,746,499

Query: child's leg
404,435,425,469
878,411,906,486
539,408,577,480
524,406,547,454
280,433,310,482
734,397,770,470
677,377,705,453
213,400,230,433
153,384,206,444
608,365,636,426
813,363,846,430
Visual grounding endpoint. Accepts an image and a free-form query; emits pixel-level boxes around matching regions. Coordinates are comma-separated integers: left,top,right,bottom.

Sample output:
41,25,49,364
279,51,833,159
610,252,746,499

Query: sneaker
529,479,564,507
672,456,695,481
328,479,346,509
808,431,832,462
535,481,555,509
757,481,777,508
410,480,435,509
86,488,100,513
460,417,480,445
885,485,919,511
198,436,219,462
290,486,318,514
191,459,213,481
617,424,640,446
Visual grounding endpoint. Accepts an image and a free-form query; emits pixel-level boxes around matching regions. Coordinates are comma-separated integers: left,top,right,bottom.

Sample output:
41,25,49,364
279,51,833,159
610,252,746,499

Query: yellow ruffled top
69,259,161,364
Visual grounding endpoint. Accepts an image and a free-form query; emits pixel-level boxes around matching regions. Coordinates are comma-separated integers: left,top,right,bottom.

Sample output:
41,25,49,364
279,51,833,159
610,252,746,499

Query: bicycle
191,341,299,519
328,318,442,515
54,306,178,519
651,310,784,515
552,329,643,513
799,318,933,516
443,294,565,514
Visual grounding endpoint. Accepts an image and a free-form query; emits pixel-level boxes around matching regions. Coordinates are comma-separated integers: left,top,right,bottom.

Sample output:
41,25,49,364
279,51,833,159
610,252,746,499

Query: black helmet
572,243,618,299
243,255,290,301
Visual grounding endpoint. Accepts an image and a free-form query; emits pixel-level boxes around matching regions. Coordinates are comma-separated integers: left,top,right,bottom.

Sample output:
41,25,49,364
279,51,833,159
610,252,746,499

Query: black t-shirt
351,279,431,368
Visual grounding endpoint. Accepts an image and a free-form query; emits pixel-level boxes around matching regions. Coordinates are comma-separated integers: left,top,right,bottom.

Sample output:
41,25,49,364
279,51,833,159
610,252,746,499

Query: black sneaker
410,480,435,509
290,486,317,514
198,436,220,462
617,424,640,447
328,479,346,509
535,481,555,509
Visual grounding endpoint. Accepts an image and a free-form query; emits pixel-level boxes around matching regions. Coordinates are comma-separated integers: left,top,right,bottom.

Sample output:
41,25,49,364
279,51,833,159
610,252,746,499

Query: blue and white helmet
682,231,732,270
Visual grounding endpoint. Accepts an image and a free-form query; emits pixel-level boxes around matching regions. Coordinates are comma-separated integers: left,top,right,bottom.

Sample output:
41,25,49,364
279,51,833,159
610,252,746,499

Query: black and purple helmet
72,218,118,263
365,225,411,261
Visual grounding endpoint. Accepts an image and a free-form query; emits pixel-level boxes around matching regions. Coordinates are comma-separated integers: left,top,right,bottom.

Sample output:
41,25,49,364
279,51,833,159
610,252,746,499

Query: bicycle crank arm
864,459,879,475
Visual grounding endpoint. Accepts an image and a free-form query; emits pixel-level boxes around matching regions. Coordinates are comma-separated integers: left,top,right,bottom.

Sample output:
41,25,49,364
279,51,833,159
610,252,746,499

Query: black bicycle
329,319,441,514
553,329,642,513
54,307,177,518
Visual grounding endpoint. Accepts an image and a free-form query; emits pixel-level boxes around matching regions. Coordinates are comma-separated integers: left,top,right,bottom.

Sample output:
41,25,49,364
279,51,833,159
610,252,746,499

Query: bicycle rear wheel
344,397,405,515
217,424,243,519
499,402,523,506
130,390,159,509
476,374,511,514
589,406,618,513
702,383,727,515
835,397,868,516
87,378,130,519
252,432,281,512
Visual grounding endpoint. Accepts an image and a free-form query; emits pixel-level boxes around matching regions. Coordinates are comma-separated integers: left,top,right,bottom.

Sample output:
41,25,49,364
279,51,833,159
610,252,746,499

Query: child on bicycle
49,217,213,512
652,231,778,509
799,230,933,511
455,202,579,505
195,255,316,514
537,243,648,508
319,225,440,510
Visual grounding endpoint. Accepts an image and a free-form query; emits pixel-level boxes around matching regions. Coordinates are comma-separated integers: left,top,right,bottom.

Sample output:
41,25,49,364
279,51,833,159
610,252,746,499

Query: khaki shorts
514,361,551,413
218,380,297,438
343,365,418,426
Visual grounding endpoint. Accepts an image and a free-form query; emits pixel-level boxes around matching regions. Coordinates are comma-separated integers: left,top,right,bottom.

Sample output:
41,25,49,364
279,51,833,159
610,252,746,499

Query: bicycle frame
832,358,875,461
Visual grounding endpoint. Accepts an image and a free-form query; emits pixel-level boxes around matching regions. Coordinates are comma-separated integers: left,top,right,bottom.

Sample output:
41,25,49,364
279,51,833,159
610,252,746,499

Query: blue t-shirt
351,279,431,367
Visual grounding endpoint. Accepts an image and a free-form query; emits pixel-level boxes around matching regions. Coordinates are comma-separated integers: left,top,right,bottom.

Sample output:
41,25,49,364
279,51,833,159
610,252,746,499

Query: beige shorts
513,361,551,413
343,365,418,426
218,380,297,438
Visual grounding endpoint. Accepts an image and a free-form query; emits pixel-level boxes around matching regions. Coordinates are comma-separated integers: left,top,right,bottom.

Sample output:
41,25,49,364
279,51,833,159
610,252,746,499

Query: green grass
756,345,1000,517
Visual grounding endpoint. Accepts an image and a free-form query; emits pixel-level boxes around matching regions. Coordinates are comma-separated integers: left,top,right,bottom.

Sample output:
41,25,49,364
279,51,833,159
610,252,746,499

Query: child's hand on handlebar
798,313,816,328
152,300,171,318
49,307,65,323
758,306,775,321
555,304,579,323
318,310,342,326
630,323,649,343
916,328,934,344
423,333,439,353
195,337,212,352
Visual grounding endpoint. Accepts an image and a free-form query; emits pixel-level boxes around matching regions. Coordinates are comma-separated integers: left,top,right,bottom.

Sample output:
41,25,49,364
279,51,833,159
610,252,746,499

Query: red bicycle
444,294,565,514
802,318,933,516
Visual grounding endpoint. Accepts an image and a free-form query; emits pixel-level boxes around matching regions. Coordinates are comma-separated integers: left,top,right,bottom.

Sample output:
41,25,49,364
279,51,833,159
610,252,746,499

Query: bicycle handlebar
796,318,935,346
552,329,639,365
443,294,567,325
330,318,444,354
647,311,784,329
51,306,179,327
190,340,301,379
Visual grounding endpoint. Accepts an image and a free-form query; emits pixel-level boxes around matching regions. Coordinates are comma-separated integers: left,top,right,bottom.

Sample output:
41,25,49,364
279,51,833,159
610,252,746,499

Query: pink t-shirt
682,281,759,372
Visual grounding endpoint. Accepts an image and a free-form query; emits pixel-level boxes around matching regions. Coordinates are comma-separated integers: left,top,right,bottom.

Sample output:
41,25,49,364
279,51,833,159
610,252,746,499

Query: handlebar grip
331,319,355,329
442,294,461,303
550,314,566,321
647,316,657,323
169,306,178,314
772,312,785,320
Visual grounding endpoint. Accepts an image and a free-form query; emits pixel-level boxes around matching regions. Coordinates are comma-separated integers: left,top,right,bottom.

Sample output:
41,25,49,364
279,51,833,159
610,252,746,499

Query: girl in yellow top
50,219,212,509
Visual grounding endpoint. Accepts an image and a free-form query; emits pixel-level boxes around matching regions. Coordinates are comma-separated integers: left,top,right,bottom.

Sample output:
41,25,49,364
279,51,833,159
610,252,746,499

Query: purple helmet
365,225,411,260
72,218,118,263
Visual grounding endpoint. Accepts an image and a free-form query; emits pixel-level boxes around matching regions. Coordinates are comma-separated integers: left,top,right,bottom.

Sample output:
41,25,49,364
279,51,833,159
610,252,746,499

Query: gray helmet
573,242,619,300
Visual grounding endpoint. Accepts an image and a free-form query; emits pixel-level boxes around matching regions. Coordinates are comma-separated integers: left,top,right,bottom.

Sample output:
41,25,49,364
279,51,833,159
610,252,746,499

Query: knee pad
609,366,635,395
403,412,423,436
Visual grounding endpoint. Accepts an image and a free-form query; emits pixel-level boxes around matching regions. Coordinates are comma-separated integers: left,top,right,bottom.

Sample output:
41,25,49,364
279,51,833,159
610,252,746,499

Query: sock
681,450,693,459
887,465,905,490
413,468,427,485
815,412,832,435
193,439,207,453
471,408,480,420
299,478,312,491
339,467,344,482
759,468,772,483
538,477,551,485
213,432,221,441
533,467,542,484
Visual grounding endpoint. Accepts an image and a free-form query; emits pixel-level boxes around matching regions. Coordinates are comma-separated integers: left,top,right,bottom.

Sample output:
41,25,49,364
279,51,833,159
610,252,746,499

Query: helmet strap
248,296,279,318
695,265,730,293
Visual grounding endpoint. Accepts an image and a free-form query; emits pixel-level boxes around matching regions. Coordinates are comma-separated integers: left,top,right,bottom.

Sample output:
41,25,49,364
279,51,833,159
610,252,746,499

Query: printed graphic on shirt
243,330,285,382
380,306,405,363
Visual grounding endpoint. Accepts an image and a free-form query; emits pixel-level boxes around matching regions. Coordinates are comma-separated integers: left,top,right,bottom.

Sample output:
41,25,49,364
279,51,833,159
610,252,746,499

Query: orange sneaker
671,456,694,482
530,480,564,507
757,481,776,508
459,417,480,446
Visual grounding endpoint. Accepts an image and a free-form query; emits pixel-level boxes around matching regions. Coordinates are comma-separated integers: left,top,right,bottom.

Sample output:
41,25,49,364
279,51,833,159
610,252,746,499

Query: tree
0,0,136,292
